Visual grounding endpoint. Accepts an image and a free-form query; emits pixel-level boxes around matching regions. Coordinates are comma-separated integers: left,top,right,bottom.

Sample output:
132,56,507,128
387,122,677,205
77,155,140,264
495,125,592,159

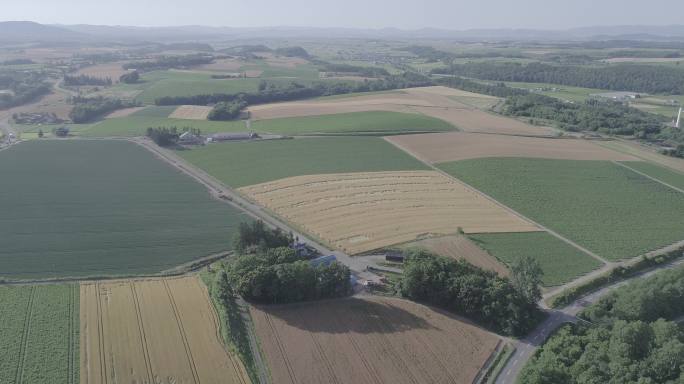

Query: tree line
155,72,433,107
399,249,543,336
122,54,214,72
63,74,112,87
208,100,247,120
519,265,684,384
433,62,684,94
69,96,139,123
318,62,390,78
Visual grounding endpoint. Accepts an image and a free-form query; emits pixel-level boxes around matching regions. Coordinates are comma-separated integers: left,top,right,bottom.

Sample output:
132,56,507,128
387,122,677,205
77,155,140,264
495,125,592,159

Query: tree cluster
69,96,139,123
273,46,310,58
63,74,112,86
0,70,51,109
662,144,684,158
436,76,529,98
520,320,684,384
119,71,140,84
398,249,542,336
319,62,390,77
208,100,247,120
232,220,292,253
433,62,684,94
223,246,351,304
155,72,434,106
122,54,214,72
502,93,666,136
146,126,180,146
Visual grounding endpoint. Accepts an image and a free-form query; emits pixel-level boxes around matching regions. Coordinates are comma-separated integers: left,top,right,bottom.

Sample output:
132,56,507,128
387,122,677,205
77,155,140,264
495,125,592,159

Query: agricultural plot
0,284,79,384
386,132,636,163
169,105,213,120
402,235,510,276
440,158,684,260
599,140,684,173
239,171,540,254
75,62,130,82
179,137,428,188
619,161,684,190
80,277,249,384
469,232,603,286
250,296,501,384
0,140,250,279
248,86,554,136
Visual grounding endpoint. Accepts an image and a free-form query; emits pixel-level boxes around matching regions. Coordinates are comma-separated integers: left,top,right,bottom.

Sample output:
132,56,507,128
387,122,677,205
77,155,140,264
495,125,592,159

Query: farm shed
208,132,259,142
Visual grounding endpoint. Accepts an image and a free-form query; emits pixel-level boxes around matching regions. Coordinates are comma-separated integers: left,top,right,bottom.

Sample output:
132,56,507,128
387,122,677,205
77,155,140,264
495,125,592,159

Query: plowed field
239,170,540,254
80,277,249,384
250,296,500,384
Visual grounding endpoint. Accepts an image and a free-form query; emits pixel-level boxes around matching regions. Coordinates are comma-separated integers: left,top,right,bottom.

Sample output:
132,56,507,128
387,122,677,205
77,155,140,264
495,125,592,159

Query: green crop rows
469,232,603,286
0,140,250,279
0,284,79,384
619,161,684,191
178,136,428,188
440,158,684,261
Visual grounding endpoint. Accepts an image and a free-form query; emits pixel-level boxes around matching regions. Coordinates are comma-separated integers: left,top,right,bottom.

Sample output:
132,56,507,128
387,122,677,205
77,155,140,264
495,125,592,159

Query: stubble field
80,277,249,384
169,105,213,120
239,170,540,254
250,296,501,384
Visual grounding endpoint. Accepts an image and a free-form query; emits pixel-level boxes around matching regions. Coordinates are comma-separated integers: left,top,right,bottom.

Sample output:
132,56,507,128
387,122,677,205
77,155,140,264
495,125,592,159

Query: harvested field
402,235,509,276
239,170,540,254
248,86,554,136
250,296,501,384
76,63,130,82
104,106,146,119
386,132,637,163
169,105,213,120
80,277,249,384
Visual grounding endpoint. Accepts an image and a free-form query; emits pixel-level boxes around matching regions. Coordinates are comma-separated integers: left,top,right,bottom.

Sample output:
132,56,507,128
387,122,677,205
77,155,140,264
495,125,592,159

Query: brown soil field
250,296,501,384
105,106,146,119
386,132,638,163
76,63,130,81
80,277,250,384
169,105,213,120
239,171,540,254
194,58,246,72
401,235,509,276
248,86,553,136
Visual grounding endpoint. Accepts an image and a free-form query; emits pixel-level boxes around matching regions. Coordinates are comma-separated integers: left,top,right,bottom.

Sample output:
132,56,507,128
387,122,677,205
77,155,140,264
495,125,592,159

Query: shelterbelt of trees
520,266,684,384
69,96,139,123
433,62,684,94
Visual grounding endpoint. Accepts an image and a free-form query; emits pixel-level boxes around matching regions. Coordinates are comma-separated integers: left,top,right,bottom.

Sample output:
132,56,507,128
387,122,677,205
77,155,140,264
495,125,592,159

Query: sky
2,0,683,30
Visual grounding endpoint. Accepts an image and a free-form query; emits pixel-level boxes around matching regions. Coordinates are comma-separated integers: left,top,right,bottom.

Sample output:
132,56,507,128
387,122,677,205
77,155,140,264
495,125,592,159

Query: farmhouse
178,131,204,145
208,132,259,142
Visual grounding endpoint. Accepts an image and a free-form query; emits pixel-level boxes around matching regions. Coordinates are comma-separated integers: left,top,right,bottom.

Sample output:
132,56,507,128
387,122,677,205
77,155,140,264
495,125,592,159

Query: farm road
130,137,383,284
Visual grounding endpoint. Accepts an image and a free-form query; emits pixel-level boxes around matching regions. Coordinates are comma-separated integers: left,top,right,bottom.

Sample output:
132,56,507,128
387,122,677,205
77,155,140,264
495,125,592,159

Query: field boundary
14,285,36,384
613,161,684,194
130,283,154,383
163,280,201,384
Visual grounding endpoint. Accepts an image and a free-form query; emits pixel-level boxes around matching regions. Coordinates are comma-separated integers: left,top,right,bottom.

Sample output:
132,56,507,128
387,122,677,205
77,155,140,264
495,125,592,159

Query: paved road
130,137,383,283
496,256,684,384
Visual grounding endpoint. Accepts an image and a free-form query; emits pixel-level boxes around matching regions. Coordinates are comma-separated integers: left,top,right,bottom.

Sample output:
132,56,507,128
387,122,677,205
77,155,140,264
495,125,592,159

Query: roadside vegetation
520,265,684,384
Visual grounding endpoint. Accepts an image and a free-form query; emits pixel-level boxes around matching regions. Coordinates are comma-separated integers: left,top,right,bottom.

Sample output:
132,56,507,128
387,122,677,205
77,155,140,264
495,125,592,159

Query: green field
133,71,262,104
469,232,603,286
77,110,452,137
620,161,684,190
0,284,79,384
440,158,684,261
178,137,428,187
0,140,250,279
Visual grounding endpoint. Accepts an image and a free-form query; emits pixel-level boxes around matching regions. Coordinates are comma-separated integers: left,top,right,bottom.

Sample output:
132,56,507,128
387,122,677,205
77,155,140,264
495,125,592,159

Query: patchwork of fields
178,137,428,188
80,277,249,384
440,158,684,261
250,296,501,384
0,284,79,384
0,140,250,279
239,171,540,254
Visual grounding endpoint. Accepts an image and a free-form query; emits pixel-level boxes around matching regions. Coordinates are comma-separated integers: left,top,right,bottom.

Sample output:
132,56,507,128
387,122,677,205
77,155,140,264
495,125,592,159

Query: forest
433,62,684,94
0,70,51,109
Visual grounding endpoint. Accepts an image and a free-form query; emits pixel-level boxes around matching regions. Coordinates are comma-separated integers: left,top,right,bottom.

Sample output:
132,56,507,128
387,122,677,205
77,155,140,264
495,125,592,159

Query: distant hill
0,21,87,43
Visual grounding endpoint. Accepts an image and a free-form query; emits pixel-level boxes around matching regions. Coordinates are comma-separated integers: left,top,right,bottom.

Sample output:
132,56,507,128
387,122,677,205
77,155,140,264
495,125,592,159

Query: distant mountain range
2,21,684,43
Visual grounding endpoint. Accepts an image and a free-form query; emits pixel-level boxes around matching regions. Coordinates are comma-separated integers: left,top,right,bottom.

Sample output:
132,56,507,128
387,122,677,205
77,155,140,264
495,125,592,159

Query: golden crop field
169,105,213,120
250,296,501,384
80,277,249,384
239,170,540,254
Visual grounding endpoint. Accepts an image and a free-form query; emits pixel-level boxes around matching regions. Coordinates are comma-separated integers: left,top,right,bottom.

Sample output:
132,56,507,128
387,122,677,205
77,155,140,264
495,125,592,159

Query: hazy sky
3,0,684,29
